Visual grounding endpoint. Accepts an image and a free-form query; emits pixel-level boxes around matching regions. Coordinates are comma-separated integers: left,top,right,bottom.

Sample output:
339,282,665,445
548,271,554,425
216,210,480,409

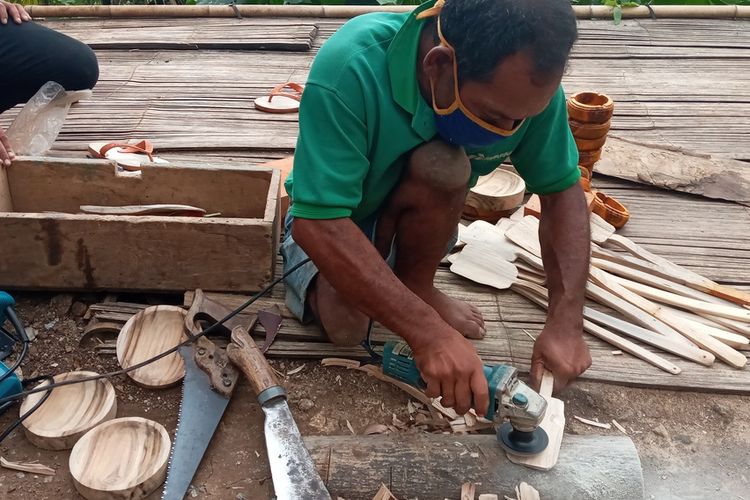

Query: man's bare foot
414,286,485,339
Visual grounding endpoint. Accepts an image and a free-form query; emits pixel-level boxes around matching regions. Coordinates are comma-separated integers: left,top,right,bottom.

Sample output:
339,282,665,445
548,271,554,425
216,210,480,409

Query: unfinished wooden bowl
463,169,525,222
20,371,117,450
568,118,611,140
117,305,187,388
69,417,170,500
567,92,614,124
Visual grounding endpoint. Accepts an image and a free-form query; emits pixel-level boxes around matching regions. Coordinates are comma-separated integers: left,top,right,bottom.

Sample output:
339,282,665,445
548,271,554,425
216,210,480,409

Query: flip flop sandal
253,82,304,114
592,191,630,229
88,140,168,171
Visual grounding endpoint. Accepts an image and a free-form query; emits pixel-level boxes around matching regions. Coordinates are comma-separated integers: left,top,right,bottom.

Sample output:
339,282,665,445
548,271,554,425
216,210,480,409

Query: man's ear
422,45,455,83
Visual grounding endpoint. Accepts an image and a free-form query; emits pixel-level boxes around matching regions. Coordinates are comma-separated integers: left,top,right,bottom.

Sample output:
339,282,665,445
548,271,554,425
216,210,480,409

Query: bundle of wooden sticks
449,212,750,374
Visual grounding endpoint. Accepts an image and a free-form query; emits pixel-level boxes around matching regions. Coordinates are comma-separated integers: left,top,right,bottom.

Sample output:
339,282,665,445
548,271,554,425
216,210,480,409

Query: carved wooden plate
20,371,117,450
69,417,170,500
117,305,187,388
464,169,526,221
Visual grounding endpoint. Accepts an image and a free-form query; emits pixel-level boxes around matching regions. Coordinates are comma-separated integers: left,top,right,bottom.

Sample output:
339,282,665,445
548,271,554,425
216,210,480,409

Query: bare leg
307,139,485,345
375,140,485,339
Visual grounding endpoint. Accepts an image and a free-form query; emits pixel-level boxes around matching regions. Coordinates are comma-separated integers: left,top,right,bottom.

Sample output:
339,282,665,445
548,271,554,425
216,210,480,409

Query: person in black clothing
0,1,99,166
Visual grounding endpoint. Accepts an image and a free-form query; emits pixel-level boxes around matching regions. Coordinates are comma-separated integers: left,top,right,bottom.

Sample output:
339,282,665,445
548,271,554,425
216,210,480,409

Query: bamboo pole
25,4,750,20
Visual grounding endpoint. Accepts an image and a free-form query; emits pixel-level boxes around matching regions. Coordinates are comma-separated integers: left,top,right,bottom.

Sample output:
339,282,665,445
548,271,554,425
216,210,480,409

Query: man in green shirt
282,0,592,416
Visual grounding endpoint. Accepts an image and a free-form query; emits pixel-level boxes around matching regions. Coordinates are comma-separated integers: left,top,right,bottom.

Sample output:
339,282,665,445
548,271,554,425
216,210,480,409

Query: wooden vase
116,305,187,388
20,371,117,450
69,417,170,500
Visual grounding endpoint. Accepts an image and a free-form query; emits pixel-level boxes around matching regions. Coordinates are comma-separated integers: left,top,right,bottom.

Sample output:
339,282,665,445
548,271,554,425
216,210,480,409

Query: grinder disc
498,422,549,456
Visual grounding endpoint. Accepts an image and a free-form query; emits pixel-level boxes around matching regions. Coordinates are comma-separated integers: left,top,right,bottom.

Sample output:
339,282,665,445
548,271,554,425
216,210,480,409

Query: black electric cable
0,307,29,385
0,257,312,408
0,375,54,443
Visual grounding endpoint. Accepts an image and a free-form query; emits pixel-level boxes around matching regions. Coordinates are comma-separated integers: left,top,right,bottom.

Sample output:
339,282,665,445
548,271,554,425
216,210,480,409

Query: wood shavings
515,482,540,500
0,457,55,476
345,419,356,435
363,424,390,435
574,415,612,429
612,419,628,434
372,483,398,500
611,350,623,356
461,482,476,500
286,364,305,376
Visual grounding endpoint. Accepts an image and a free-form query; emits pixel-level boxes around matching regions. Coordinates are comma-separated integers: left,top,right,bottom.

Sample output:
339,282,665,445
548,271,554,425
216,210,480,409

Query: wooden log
305,434,643,500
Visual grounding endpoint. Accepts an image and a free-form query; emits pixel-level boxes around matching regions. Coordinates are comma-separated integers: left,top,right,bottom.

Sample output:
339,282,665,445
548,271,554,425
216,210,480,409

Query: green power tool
382,341,549,456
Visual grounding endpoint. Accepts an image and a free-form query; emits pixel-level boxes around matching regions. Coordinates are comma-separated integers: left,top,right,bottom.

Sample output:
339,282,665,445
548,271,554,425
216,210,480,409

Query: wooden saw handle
227,325,278,395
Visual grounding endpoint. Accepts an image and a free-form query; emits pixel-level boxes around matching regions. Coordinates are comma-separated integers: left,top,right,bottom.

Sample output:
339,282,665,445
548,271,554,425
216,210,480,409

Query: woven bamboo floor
3,14,749,392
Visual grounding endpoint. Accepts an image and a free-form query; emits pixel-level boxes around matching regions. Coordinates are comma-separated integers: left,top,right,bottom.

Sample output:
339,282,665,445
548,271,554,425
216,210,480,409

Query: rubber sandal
88,140,168,171
253,82,304,114
591,191,630,229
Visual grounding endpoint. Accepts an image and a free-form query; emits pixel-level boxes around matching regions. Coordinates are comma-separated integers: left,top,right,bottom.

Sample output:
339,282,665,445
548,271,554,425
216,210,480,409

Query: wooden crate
0,157,280,292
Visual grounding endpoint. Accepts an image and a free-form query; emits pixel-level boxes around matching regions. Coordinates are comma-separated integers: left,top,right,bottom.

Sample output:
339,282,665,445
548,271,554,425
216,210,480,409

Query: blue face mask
434,110,512,149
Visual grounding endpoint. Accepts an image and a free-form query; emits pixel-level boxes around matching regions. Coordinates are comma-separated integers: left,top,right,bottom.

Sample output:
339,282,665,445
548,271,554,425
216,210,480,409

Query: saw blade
263,398,331,500
161,344,232,500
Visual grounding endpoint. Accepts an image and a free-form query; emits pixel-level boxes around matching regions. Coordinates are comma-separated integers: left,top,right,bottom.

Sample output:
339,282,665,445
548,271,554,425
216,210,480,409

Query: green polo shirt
287,0,580,222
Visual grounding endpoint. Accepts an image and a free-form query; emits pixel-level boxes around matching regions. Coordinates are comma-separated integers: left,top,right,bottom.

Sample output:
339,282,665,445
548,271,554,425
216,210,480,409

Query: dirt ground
1,293,749,500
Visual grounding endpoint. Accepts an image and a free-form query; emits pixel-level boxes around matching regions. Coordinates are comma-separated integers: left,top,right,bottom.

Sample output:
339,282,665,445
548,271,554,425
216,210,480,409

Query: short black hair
438,0,578,84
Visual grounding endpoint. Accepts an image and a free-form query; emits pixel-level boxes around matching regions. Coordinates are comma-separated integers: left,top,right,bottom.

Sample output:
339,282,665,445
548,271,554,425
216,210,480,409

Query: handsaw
161,326,247,500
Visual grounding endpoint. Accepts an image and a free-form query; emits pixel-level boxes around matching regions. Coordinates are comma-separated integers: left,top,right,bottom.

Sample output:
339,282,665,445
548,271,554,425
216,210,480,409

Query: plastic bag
5,81,92,156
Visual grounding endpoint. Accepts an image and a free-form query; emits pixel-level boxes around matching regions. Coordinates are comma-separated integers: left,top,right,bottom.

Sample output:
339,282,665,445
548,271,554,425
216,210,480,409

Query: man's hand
529,325,591,394
0,127,14,167
410,330,489,417
0,1,31,25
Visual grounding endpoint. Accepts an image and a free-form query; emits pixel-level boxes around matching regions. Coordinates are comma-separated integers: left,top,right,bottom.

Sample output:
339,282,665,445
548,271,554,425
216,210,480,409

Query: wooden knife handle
227,325,278,395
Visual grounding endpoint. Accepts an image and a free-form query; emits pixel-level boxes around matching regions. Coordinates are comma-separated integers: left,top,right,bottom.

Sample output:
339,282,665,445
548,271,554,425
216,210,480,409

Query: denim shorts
280,211,458,323
279,211,395,323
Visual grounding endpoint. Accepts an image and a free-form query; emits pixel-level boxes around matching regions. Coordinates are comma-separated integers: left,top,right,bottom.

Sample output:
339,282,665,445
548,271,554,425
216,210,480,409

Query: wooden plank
597,137,750,206
305,434,644,500
0,213,275,292
0,165,12,212
7,157,275,219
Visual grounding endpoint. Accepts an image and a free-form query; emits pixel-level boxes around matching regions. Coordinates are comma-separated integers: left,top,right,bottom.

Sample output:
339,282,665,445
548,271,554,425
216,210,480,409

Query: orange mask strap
426,11,526,137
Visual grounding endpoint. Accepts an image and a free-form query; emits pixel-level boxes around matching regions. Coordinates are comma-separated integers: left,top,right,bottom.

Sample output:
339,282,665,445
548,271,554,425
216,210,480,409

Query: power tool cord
0,257,312,434
0,307,30,385
0,375,54,443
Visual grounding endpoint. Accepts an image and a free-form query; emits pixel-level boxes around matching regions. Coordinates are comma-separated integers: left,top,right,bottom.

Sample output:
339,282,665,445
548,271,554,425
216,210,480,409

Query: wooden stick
514,278,713,364
612,275,750,323
605,233,750,306
25,4,750,19
590,268,747,369
513,283,681,374
660,306,749,349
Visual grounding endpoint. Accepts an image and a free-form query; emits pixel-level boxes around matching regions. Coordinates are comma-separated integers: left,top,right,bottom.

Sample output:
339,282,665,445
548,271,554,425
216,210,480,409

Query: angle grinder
382,340,548,455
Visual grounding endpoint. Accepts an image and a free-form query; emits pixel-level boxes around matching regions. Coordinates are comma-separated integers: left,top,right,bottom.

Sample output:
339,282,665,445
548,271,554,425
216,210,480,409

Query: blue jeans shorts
280,211,458,323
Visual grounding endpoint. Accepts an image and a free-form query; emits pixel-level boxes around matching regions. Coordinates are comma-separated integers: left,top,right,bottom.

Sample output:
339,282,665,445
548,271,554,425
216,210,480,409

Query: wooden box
0,157,280,292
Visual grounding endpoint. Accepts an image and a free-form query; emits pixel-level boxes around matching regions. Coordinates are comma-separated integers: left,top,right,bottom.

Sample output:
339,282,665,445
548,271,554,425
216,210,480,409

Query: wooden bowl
117,305,187,388
592,191,630,229
567,92,614,124
569,119,611,140
69,417,170,500
463,169,525,223
574,134,608,152
578,148,603,169
20,371,117,450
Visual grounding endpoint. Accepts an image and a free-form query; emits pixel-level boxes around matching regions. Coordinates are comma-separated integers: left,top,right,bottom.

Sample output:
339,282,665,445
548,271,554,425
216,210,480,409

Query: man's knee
407,139,471,192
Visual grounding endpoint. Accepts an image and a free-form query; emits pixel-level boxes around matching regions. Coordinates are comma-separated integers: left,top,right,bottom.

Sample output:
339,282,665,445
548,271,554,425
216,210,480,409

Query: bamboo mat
0,17,747,159
38,18,319,51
